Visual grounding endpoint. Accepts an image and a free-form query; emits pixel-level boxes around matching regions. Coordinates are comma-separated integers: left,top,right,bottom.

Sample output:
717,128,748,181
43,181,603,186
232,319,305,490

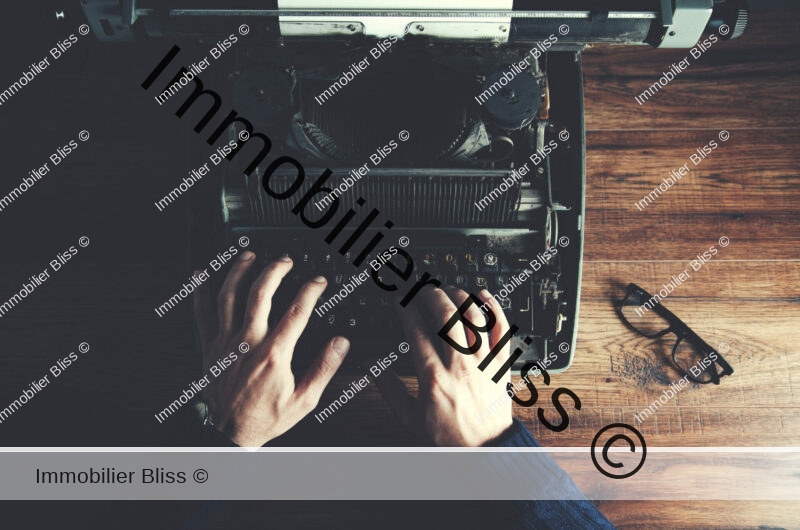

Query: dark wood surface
575,7,800,527
0,5,797,528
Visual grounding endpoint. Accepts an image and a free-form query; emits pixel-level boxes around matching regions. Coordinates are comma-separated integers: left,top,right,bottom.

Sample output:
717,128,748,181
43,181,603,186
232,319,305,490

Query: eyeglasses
615,283,733,385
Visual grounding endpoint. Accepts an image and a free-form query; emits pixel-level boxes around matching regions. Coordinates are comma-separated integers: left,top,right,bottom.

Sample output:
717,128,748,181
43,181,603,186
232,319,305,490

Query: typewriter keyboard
236,230,561,371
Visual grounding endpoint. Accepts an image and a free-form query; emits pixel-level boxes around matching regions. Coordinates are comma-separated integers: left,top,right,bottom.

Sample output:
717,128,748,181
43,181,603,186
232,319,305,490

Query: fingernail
332,337,350,355
241,251,255,261
480,289,492,299
313,275,327,283
279,256,292,262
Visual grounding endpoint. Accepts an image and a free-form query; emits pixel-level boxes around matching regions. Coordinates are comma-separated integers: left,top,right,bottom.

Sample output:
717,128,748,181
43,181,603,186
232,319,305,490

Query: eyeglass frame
614,283,734,385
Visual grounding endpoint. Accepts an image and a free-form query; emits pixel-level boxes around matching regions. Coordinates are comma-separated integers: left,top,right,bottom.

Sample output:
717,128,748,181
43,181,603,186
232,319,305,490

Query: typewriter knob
708,0,749,40
480,69,541,130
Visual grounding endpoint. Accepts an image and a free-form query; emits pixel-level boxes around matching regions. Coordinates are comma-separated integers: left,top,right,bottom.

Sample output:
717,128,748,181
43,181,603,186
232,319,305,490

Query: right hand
377,286,514,446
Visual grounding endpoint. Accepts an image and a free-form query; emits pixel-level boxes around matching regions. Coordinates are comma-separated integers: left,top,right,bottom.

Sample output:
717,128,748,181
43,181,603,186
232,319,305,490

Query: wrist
193,401,241,447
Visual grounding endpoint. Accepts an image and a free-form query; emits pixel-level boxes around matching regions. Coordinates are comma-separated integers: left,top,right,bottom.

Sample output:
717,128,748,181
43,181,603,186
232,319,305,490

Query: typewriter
81,0,748,374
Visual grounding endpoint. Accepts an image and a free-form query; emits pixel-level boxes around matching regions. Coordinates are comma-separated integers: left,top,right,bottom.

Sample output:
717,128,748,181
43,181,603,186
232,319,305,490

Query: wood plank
582,127,800,260
585,130,800,214
597,501,800,529
579,260,800,300
583,211,800,261
583,9,800,131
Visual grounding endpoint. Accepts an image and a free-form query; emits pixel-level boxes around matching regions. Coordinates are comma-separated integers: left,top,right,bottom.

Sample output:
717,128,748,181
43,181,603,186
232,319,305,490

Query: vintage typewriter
81,0,748,374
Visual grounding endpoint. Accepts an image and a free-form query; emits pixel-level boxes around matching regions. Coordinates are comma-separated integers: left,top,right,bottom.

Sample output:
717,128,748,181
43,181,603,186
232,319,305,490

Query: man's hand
378,286,514,446
193,251,350,447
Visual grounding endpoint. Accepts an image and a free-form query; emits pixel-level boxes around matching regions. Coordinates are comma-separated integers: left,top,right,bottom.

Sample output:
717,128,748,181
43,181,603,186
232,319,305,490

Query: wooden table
559,7,800,527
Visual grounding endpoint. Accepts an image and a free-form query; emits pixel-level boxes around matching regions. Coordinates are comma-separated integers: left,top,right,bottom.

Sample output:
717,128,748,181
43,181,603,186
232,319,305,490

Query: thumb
294,336,350,413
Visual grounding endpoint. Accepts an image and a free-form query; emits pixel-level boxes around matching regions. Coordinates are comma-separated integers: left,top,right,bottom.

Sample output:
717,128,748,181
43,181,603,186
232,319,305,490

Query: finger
192,269,216,355
269,276,328,358
376,368,423,436
217,251,258,336
294,336,350,413
396,301,445,386
476,289,513,373
444,286,491,364
416,287,469,369
241,257,294,343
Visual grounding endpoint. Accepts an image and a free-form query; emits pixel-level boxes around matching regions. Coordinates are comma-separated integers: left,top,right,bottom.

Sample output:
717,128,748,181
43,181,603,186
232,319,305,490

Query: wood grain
583,129,800,260
576,7,800,527
595,501,800,530
585,131,800,213
583,9,800,131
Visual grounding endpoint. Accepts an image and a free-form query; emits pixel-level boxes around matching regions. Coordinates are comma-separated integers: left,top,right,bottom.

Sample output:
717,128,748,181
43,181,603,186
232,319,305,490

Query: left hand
193,251,350,447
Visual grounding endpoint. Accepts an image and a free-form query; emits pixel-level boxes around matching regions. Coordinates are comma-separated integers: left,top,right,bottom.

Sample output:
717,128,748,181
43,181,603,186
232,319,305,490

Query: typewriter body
82,0,748,374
